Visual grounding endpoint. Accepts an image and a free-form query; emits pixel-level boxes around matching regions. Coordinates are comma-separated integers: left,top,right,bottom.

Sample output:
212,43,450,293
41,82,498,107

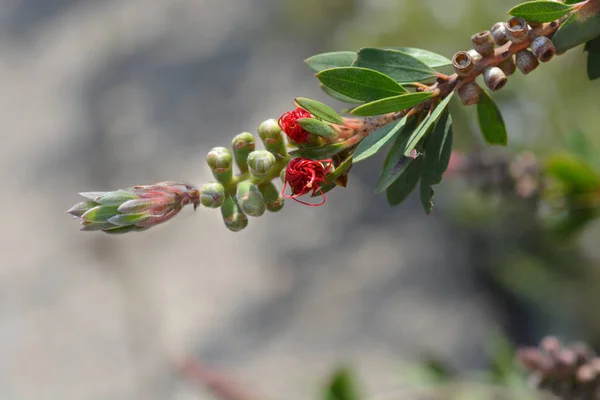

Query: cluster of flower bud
517,336,600,399
454,16,557,106
448,149,543,201
202,120,288,232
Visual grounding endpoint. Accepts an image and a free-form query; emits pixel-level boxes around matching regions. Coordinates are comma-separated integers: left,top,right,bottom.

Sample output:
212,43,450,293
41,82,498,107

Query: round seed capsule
471,30,495,56
458,82,482,106
531,36,556,62
491,22,509,46
483,67,508,91
498,56,516,76
506,17,529,44
452,51,475,76
516,50,539,74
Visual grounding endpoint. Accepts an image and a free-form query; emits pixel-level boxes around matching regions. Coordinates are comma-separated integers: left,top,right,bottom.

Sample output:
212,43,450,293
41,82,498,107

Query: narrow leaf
317,67,407,102
95,190,138,206
305,51,357,72
587,36,600,80
374,118,420,194
108,213,149,227
552,2,600,53
103,225,141,234
353,48,437,83
420,111,453,214
67,201,95,217
295,97,345,125
477,90,508,146
390,47,452,68
320,85,364,104
508,1,574,23
80,221,116,231
386,156,424,206
290,139,356,159
546,154,600,192
297,118,337,139
118,198,168,214
80,205,120,222
403,93,454,156
353,116,408,163
350,92,433,117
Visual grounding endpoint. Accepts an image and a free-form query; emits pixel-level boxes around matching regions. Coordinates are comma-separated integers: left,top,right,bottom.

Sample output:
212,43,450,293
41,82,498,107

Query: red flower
282,158,332,206
278,108,312,143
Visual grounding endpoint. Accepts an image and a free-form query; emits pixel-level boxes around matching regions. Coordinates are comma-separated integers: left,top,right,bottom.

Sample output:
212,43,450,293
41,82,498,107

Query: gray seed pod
467,49,483,64
491,22,509,46
531,36,556,62
516,50,539,74
498,56,516,76
506,17,529,44
483,67,508,91
452,51,475,76
458,82,482,106
471,31,495,56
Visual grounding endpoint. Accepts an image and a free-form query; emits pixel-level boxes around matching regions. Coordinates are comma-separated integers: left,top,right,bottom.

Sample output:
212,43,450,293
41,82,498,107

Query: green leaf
386,156,424,206
587,36,600,80
320,85,364,104
95,190,138,206
103,225,141,234
564,129,596,165
295,97,345,125
80,205,120,222
552,1,600,53
508,1,574,23
317,67,406,102
316,156,354,196
390,47,452,68
305,51,357,72
374,118,419,194
403,93,454,156
546,154,600,192
108,213,148,226
353,116,408,163
420,110,453,214
290,139,355,159
564,0,581,5
477,90,508,146
353,48,437,83
297,118,337,139
323,367,360,400
350,92,433,117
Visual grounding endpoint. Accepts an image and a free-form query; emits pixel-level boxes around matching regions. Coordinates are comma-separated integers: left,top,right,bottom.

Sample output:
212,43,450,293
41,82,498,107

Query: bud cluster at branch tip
67,182,200,234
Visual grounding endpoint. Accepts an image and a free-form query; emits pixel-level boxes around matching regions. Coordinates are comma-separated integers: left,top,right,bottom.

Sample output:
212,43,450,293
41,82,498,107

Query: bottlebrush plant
68,0,600,234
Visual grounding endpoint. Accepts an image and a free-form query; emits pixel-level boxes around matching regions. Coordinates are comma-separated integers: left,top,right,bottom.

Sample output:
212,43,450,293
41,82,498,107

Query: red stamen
281,158,332,206
278,108,312,143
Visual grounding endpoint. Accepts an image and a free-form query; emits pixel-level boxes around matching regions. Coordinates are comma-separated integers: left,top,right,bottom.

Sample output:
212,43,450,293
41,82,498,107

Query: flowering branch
67,0,600,233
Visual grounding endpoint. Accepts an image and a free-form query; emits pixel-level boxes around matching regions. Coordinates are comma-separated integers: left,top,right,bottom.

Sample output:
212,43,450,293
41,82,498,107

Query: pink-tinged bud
483,66,507,91
452,51,475,76
531,36,556,62
516,50,539,74
506,17,529,44
471,31,495,56
458,82,482,106
68,182,199,234
491,22,509,46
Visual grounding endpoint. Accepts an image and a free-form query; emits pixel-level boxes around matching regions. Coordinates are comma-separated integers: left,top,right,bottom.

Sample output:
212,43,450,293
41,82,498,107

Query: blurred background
1,0,600,399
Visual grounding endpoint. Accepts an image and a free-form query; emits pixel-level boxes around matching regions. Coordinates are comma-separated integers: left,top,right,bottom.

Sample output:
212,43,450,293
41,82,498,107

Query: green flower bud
247,150,276,179
236,181,266,217
200,182,226,208
68,182,200,234
231,132,256,173
206,147,234,184
257,119,287,157
259,182,284,212
220,196,248,232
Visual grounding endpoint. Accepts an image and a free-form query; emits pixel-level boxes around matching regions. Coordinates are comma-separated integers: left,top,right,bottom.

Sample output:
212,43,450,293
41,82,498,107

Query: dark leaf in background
386,156,424,206
317,67,406,102
586,35,600,80
322,367,360,400
353,48,437,83
477,90,508,146
546,154,600,193
420,110,453,214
